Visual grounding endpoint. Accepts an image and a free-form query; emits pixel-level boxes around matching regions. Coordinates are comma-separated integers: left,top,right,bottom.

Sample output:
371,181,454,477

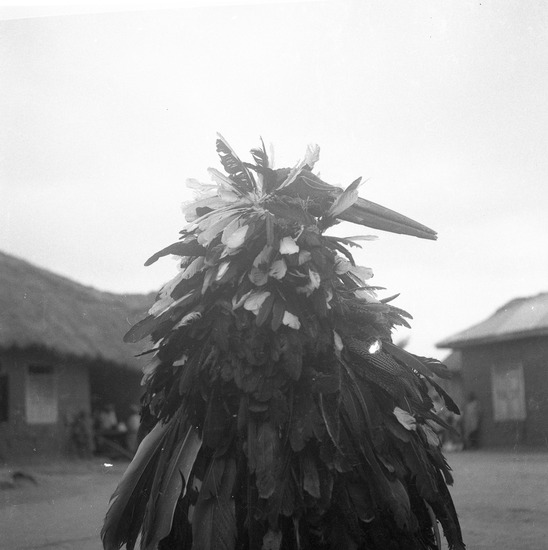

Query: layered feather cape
102,136,465,550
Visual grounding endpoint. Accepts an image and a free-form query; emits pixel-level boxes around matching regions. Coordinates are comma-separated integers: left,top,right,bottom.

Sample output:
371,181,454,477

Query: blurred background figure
431,393,463,452
93,403,121,456
443,411,463,452
125,405,141,454
97,403,118,432
463,392,481,450
70,410,94,457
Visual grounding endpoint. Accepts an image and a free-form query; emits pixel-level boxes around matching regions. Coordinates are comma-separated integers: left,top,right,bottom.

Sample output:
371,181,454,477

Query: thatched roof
438,292,548,349
0,251,155,370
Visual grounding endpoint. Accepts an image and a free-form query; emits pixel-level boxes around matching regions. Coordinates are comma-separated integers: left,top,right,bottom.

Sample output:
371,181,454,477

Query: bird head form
127,134,433,344
182,134,437,241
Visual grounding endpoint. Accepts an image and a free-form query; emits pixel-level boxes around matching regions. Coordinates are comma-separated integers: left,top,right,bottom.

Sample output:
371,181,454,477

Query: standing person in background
98,403,118,431
94,404,119,455
70,410,94,457
125,405,141,454
464,392,481,449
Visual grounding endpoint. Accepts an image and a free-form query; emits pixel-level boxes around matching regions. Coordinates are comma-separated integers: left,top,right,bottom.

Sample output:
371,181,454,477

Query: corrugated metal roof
437,292,548,348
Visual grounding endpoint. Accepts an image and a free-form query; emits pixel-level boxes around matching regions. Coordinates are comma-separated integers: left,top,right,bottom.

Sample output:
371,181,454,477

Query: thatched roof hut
0,251,154,369
0,251,156,459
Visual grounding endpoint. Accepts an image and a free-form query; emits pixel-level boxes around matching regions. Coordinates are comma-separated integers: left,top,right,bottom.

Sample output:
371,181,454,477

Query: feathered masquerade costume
102,136,465,550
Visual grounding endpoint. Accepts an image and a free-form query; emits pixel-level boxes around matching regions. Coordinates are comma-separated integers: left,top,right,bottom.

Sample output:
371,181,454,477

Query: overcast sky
1,1,547,359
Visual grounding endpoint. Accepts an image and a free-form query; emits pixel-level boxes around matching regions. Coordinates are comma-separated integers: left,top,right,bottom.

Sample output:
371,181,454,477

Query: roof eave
0,343,143,373
437,328,548,349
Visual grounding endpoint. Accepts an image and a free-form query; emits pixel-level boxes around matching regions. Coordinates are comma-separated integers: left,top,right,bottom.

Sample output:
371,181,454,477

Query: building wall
0,348,90,460
88,360,142,423
461,336,548,447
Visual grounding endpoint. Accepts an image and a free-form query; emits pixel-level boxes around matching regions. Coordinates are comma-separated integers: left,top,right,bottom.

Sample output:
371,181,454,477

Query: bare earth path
1,450,547,550
0,459,125,550
444,450,548,550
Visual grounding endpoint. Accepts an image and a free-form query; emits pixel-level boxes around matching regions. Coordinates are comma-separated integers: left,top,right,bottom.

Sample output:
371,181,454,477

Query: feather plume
144,240,206,266
216,133,257,195
102,421,171,550
141,426,201,550
192,457,238,550
327,177,364,218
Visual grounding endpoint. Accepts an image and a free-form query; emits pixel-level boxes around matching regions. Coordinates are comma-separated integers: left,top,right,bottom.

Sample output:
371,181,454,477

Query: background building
438,293,548,447
0,251,154,460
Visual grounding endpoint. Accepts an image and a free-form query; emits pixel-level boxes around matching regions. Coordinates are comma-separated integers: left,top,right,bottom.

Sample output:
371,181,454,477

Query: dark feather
141,426,201,550
248,420,279,499
144,240,206,266
250,138,269,169
413,355,453,380
216,134,256,195
262,528,283,550
123,289,199,343
192,457,238,550
301,451,321,499
383,342,437,379
428,378,461,415
102,421,170,550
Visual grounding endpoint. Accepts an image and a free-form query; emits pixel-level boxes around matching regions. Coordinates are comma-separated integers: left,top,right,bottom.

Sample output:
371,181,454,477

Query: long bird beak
281,170,438,240
339,196,437,240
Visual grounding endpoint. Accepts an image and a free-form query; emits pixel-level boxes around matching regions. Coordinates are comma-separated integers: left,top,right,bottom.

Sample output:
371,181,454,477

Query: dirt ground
0,458,126,550
0,450,547,550
443,449,548,550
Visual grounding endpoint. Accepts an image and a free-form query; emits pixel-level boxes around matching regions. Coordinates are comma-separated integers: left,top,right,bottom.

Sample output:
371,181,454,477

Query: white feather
279,236,299,255
334,257,352,275
182,257,205,279
224,224,250,249
349,265,374,282
282,311,301,330
215,261,230,281
268,259,287,280
197,212,241,246
277,143,320,190
173,312,202,330
243,291,271,315
393,407,417,431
